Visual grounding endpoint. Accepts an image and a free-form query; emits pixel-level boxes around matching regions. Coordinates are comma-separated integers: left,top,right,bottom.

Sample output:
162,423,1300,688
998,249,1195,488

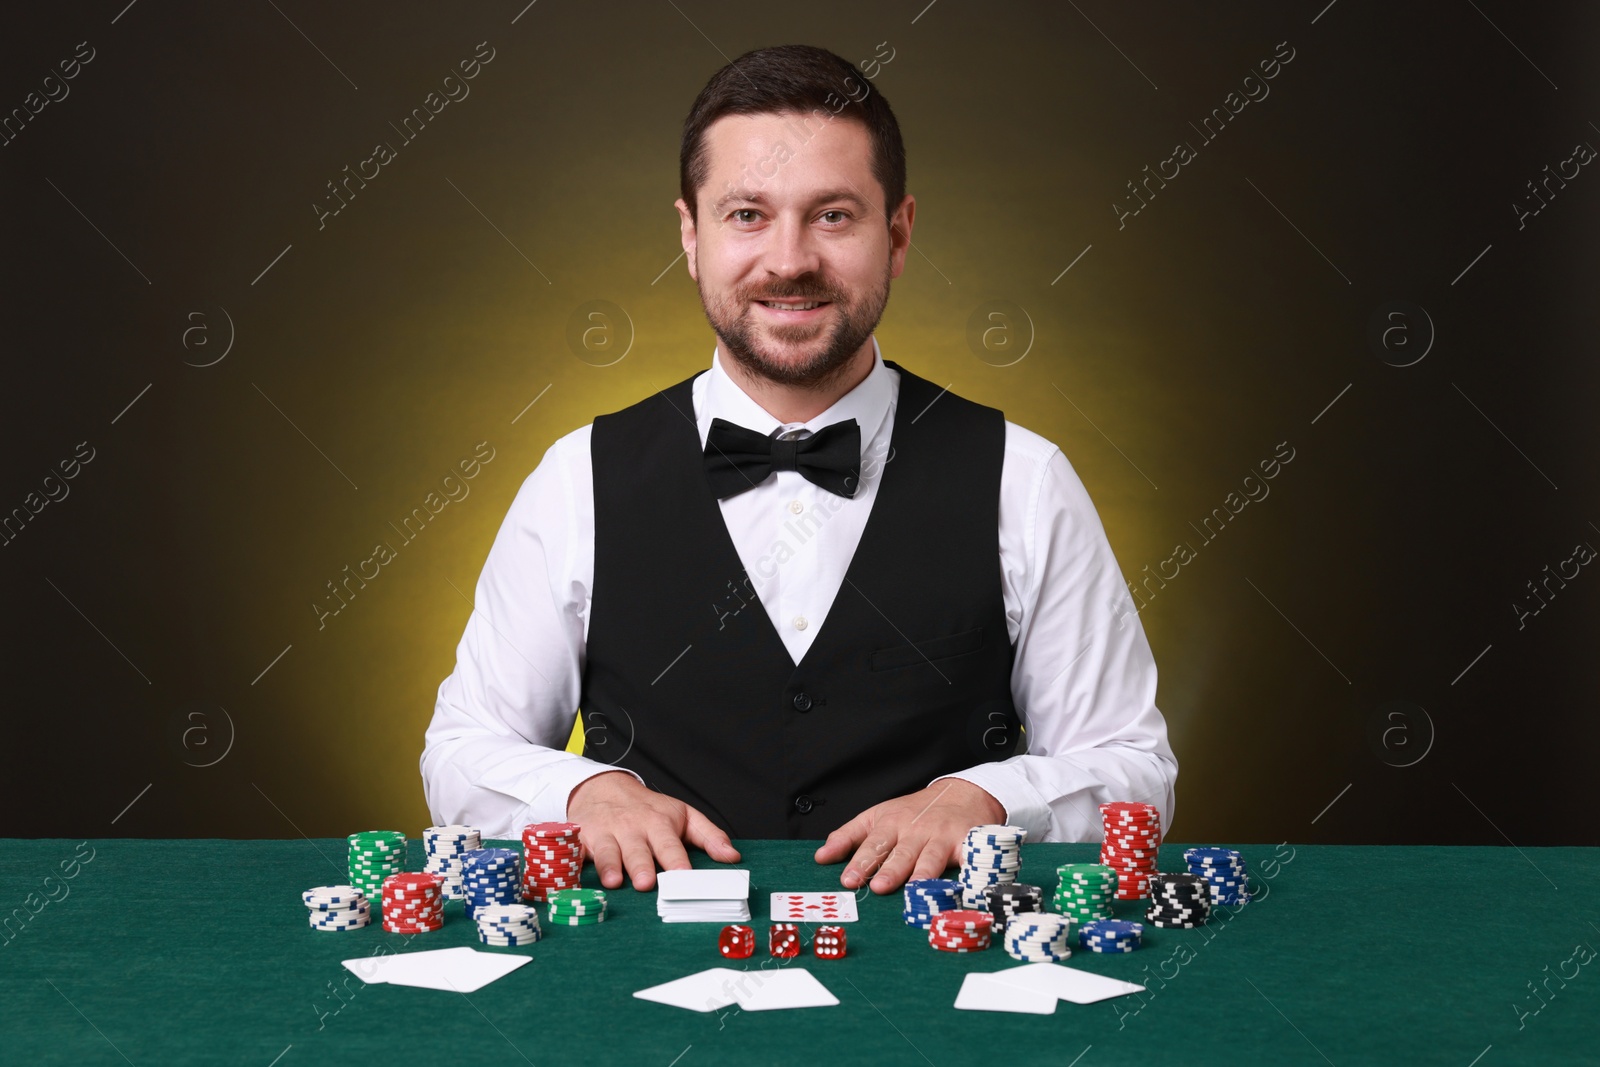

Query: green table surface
2,839,1595,1066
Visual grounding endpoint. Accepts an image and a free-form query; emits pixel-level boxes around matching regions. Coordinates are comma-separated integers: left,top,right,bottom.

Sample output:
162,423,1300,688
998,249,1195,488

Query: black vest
581,359,1021,839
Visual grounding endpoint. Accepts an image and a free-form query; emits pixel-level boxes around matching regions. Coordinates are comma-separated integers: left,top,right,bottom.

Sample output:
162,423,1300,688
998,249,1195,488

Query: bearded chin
702,272,891,388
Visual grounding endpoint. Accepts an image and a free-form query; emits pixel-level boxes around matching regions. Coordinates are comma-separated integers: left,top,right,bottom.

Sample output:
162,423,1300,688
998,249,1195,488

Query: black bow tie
703,417,861,499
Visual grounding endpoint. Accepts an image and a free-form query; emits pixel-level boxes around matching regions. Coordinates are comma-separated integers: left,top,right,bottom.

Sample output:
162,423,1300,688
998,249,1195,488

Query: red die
813,925,847,959
718,924,754,959
769,923,801,958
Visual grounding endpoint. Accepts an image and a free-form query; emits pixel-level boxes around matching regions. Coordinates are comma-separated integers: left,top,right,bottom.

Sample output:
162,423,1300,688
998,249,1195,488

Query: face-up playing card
769,892,859,922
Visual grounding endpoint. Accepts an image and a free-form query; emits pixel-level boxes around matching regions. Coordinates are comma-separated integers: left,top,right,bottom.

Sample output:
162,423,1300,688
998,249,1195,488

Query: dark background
2,1,1594,846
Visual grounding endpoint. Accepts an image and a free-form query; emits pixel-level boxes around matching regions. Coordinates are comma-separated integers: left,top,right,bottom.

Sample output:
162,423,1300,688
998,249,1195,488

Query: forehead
699,110,878,202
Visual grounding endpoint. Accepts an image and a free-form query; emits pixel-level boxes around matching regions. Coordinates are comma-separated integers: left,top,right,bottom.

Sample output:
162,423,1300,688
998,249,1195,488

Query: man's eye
820,211,848,224
732,209,759,223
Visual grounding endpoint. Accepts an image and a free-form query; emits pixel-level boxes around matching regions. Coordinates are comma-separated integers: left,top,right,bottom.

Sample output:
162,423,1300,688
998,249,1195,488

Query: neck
720,341,877,424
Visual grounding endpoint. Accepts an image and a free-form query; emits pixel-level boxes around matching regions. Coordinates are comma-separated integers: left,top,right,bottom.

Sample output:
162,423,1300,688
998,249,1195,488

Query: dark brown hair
679,44,906,227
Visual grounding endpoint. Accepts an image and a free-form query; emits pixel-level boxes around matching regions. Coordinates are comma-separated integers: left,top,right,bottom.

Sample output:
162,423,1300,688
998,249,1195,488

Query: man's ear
674,197,698,281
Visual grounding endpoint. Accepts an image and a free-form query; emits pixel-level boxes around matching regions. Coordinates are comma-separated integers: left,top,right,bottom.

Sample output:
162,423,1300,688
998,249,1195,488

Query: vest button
792,692,813,712
794,795,814,814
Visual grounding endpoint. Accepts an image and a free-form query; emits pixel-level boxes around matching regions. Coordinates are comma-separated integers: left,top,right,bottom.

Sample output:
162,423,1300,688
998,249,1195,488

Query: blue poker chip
1080,919,1143,937
1184,847,1241,861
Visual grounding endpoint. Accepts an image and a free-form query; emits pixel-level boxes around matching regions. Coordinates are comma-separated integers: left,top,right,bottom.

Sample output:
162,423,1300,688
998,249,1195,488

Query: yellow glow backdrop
5,1,1595,844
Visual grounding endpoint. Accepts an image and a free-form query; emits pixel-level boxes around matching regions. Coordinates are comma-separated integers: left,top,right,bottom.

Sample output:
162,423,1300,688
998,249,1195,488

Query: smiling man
422,44,1176,896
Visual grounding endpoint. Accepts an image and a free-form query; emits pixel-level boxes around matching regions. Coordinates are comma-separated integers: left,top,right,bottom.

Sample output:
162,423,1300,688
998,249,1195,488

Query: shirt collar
699,335,893,450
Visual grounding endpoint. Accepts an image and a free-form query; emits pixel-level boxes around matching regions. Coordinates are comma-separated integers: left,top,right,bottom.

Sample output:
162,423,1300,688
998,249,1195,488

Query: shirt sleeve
419,426,641,837
935,425,1178,842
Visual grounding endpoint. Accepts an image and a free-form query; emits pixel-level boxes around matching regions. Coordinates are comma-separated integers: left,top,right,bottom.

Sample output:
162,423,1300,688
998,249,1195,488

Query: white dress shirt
422,337,1177,842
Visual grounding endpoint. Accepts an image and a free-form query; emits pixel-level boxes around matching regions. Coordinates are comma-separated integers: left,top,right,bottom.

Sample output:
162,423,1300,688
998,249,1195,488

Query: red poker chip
525,822,581,838
385,872,442,886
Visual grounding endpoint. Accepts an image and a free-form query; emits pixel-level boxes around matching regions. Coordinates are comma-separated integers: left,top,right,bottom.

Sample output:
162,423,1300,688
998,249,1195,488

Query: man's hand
812,778,1006,894
566,771,741,892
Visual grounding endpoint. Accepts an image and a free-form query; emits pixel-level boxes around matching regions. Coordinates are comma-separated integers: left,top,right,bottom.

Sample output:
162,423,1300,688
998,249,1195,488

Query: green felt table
2,839,1595,1066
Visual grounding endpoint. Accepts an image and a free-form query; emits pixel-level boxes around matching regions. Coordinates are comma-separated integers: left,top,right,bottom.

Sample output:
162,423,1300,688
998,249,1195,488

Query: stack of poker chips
1053,863,1117,923
984,883,1044,935
1002,913,1074,962
928,909,993,953
347,830,407,904
1185,847,1252,906
303,885,370,931
380,871,445,934
902,878,962,928
423,824,481,900
957,824,1026,909
521,822,583,903
475,903,542,947
813,925,847,959
1078,918,1144,954
547,888,607,926
1099,801,1162,900
768,922,801,957
461,847,522,920
1145,871,1212,928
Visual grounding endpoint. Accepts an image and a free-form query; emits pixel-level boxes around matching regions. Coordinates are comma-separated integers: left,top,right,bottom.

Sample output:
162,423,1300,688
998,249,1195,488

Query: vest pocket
869,625,984,671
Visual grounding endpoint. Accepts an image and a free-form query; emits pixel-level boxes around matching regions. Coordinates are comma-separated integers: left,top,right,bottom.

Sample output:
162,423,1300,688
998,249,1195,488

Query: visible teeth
761,301,823,310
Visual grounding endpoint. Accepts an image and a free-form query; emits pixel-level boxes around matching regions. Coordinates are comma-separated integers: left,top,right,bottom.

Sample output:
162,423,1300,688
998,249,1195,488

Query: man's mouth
756,299,831,313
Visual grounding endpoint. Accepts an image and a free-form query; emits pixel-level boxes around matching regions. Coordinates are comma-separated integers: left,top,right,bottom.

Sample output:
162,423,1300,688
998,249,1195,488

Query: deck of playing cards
655,869,751,923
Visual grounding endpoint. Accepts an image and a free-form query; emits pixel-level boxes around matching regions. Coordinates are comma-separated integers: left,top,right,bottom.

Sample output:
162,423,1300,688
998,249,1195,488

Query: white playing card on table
769,892,859,922
953,973,1058,1014
341,947,530,993
987,962,1146,1005
632,968,742,1011
729,968,839,1011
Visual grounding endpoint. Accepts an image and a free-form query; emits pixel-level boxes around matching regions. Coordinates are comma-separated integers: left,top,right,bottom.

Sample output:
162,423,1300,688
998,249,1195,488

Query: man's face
676,111,915,389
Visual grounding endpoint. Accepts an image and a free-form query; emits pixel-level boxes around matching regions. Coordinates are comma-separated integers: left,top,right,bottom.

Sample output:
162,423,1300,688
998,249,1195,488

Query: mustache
749,288,835,302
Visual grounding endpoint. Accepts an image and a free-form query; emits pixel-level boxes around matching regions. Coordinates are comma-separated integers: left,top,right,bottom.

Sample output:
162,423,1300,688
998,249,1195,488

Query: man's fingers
649,825,693,875
846,837,905,893
584,831,626,890
903,838,952,888
683,806,741,863
619,837,660,892
814,811,872,865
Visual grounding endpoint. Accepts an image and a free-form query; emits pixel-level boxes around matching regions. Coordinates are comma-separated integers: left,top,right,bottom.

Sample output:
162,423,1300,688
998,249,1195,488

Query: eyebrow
710,188,874,216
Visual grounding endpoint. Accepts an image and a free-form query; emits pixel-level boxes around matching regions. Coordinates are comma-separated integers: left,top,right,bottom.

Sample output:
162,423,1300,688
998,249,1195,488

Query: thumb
813,809,871,864
683,805,741,863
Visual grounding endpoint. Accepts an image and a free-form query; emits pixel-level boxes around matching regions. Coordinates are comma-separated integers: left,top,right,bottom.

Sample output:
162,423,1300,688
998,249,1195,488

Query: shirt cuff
930,762,1053,841
539,757,645,821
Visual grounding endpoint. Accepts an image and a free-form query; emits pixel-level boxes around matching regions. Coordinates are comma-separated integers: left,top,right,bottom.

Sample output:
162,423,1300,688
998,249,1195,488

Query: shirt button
793,616,807,631
794,795,814,814
788,500,803,514
793,692,813,712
